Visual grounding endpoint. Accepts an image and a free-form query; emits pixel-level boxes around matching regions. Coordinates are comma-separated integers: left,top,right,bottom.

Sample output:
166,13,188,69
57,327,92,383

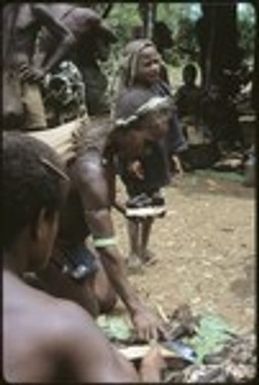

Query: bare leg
37,261,100,317
37,247,117,317
140,217,155,263
90,249,117,314
127,219,142,269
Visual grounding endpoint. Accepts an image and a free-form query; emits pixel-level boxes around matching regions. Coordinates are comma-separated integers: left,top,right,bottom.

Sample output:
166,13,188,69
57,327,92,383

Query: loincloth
28,114,112,164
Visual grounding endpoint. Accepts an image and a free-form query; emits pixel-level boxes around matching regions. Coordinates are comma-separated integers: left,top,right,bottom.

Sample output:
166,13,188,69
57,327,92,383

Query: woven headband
115,95,170,129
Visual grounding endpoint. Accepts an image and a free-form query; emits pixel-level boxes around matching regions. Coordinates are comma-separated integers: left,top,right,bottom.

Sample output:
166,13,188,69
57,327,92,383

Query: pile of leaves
97,305,256,383
164,305,256,382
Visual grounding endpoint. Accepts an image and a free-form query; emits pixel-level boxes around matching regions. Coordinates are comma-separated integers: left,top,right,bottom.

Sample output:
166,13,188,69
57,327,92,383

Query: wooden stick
118,344,176,361
155,304,170,323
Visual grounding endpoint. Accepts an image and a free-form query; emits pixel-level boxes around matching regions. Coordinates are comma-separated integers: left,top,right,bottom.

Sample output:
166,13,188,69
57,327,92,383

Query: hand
19,63,44,83
140,343,166,382
127,160,144,180
131,306,169,342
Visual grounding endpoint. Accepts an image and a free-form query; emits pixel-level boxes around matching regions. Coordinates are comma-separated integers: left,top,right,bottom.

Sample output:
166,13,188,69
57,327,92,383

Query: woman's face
135,45,161,85
114,108,170,160
141,108,171,140
115,128,147,160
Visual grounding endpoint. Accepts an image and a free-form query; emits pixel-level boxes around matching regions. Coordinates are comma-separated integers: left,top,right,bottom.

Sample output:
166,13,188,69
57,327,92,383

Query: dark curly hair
2,132,69,250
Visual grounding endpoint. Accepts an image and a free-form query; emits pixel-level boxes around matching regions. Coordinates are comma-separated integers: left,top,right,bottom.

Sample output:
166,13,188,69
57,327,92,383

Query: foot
141,249,156,265
126,254,143,274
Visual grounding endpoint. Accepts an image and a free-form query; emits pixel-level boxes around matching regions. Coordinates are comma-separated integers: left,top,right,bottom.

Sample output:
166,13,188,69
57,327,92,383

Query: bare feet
126,254,143,274
141,249,156,265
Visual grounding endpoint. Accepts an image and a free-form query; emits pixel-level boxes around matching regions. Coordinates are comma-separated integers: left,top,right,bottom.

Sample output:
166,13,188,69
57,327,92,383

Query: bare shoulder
38,295,106,349
46,297,95,331
32,292,93,331
8,285,137,382
41,298,138,381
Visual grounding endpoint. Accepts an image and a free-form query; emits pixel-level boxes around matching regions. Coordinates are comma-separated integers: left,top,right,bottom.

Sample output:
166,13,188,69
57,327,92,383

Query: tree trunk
139,3,157,39
197,2,239,89
252,1,259,116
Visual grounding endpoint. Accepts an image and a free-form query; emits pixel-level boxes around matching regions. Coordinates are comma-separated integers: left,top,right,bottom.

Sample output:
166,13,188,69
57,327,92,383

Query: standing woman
114,39,187,269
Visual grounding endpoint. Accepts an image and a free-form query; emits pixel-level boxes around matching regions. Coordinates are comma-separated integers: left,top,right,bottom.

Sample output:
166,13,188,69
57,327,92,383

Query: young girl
114,39,187,270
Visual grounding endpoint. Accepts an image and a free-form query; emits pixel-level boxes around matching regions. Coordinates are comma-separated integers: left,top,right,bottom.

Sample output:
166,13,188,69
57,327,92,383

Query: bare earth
113,171,256,333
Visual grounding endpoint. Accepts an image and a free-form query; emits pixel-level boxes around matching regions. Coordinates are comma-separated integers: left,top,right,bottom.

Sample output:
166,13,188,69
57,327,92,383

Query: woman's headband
115,96,171,129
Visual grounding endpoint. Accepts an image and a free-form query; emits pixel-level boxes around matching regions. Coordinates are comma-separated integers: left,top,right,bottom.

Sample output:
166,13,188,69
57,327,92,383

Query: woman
114,39,187,269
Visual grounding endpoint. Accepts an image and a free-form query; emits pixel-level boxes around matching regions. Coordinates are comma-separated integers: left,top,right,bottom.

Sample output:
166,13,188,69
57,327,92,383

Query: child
114,39,187,269
175,63,204,142
175,63,202,120
3,132,164,382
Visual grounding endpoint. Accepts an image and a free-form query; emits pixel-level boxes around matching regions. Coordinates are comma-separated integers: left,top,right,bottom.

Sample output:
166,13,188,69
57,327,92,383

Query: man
2,4,167,341
30,111,169,341
39,4,117,116
3,3,75,130
175,63,204,141
3,132,165,383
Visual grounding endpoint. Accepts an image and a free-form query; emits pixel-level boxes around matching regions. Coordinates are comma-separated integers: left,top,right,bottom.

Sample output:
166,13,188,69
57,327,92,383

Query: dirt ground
113,170,256,333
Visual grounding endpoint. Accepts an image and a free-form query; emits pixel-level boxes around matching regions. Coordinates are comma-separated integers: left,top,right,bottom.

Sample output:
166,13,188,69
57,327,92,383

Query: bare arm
70,155,167,341
31,4,76,75
71,155,142,313
104,152,127,216
55,301,139,382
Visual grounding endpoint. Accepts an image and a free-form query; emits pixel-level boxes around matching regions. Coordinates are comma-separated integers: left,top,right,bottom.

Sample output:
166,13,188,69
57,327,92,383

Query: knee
98,288,118,314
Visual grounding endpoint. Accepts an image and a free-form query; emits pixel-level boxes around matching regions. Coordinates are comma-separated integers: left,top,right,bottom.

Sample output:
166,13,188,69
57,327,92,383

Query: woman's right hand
127,160,144,180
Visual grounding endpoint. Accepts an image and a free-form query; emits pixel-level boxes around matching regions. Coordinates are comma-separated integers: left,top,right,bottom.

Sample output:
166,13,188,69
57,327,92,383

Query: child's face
135,46,161,85
183,69,196,85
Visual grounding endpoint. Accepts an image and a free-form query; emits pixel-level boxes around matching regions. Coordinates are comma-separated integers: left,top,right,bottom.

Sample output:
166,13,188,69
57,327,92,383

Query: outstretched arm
70,154,167,341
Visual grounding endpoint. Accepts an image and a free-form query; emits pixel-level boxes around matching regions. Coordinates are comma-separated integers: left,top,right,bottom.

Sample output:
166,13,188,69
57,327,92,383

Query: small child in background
114,39,187,270
175,63,204,142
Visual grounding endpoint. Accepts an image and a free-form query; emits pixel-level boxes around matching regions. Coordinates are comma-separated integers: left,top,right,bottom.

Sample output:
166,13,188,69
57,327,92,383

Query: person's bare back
4,270,138,383
3,132,165,383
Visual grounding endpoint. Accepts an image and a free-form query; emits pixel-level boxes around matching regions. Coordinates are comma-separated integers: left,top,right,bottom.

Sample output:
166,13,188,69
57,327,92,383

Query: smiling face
135,45,161,86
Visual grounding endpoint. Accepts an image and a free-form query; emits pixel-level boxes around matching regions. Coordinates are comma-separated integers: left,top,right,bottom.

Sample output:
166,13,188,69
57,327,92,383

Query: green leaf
97,314,132,342
187,313,235,363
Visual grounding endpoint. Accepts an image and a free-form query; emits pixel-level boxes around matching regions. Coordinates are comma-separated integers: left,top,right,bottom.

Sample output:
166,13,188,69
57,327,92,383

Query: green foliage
102,3,255,94
97,314,133,342
157,3,201,64
187,313,235,363
237,3,256,62
105,3,202,69
108,3,141,50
